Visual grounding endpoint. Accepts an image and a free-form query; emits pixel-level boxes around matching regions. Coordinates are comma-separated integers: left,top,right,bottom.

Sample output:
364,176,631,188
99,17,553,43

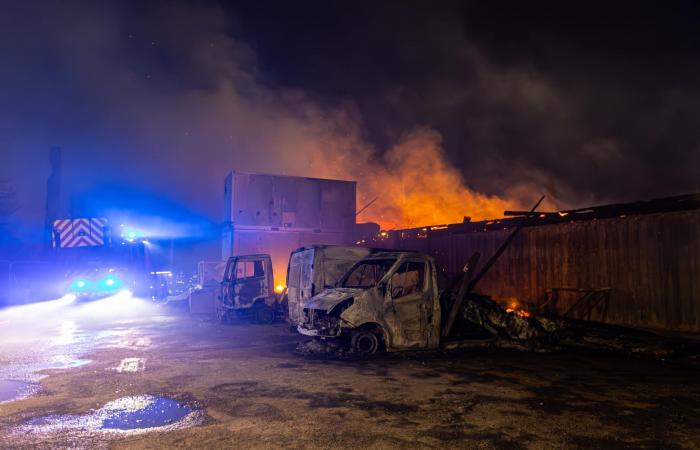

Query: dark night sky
231,0,700,200
1,0,699,248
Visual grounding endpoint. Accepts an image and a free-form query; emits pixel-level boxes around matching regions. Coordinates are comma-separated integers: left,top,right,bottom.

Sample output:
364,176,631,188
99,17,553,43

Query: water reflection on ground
18,395,201,435
0,379,39,404
0,295,166,402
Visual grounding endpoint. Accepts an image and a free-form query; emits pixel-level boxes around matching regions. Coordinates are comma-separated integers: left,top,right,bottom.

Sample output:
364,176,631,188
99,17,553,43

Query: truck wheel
351,330,380,356
255,306,275,324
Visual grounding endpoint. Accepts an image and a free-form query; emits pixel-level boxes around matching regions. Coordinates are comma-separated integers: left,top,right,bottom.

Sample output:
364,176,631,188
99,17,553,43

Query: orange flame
310,128,524,229
506,308,532,318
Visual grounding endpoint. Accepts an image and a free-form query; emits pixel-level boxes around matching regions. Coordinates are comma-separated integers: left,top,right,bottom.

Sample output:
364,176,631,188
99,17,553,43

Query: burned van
286,245,375,326
297,251,442,354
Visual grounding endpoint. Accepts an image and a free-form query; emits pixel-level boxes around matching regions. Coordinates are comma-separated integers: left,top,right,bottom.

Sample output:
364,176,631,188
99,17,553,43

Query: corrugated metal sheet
384,210,700,332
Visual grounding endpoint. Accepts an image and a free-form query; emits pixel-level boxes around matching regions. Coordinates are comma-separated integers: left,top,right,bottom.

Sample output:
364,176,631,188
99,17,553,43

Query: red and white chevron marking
53,217,108,248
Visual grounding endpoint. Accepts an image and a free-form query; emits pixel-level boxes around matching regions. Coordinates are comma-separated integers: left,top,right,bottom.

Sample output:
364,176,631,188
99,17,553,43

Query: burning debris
454,293,558,350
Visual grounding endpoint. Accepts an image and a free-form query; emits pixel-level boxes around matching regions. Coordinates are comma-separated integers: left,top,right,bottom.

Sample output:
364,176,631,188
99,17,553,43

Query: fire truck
52,218,152,299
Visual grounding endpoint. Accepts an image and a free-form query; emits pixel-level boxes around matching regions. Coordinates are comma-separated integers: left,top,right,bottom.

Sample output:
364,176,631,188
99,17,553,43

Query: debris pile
457,294,558,350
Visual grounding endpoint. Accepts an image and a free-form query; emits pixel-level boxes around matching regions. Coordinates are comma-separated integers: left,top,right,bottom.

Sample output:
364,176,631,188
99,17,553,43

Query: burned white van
286,245,375,326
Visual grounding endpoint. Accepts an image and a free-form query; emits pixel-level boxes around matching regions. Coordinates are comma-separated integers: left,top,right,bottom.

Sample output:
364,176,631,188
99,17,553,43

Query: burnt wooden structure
370,194,700,333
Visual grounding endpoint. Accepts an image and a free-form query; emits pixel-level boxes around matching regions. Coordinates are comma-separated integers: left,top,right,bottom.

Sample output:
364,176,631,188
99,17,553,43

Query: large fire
359,129,520,229
312,127,522,230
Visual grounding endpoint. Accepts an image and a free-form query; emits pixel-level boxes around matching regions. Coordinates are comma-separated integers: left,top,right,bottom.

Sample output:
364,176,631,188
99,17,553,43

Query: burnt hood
304,288,364,312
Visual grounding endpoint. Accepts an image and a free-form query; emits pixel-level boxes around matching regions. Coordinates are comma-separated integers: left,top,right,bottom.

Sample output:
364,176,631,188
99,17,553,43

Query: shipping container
222,172,357,286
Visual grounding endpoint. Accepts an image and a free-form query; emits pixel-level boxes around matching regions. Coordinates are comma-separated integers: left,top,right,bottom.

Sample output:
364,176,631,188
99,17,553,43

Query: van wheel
255,306,275,324
351,330,380,356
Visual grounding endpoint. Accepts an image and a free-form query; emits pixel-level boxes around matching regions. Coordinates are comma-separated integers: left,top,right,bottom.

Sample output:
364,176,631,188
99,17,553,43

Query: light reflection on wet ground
0,379,39,404
0,295,167,400
114,357,146,373
0,295,202,440
18,395,202,435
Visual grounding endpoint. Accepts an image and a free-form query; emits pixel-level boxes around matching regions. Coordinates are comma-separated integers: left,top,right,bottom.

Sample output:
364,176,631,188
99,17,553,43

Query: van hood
304,288,364,312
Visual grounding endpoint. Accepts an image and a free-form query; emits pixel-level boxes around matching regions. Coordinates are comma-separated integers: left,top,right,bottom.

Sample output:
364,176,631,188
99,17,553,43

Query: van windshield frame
340,259,396,289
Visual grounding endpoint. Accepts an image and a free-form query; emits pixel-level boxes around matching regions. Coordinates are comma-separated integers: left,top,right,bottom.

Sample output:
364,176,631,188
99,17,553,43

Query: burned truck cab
297,252,441,354
217,254,277,323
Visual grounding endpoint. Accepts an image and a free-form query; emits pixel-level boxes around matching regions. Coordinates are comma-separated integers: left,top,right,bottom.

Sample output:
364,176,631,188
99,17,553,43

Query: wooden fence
383,210,700,332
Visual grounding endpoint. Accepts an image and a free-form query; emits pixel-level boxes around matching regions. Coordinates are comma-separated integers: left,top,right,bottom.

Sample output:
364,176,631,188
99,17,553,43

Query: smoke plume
2,0,697,248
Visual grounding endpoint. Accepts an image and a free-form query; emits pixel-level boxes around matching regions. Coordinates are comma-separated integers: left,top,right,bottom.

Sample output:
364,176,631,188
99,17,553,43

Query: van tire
351,330,380,356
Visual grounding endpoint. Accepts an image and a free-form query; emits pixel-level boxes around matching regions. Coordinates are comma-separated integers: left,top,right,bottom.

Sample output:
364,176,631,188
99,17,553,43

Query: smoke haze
1,1,698,249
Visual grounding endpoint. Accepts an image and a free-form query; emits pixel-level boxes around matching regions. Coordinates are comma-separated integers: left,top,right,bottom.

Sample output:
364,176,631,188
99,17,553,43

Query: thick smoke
2,0,697,249
0,1,537,238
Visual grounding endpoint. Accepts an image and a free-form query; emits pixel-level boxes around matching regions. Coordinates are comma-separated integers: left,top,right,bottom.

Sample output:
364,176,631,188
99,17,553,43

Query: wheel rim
355,333,378,355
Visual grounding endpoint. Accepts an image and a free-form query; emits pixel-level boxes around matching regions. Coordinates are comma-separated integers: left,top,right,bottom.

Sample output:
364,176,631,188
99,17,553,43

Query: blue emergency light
99,275,123,290
70,278,90,291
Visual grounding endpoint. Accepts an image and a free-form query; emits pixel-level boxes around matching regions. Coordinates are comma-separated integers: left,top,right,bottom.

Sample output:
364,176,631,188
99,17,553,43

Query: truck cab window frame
235,259,265,280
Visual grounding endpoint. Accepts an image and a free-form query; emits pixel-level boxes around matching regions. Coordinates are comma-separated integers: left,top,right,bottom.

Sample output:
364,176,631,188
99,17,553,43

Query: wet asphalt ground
1,295,699,449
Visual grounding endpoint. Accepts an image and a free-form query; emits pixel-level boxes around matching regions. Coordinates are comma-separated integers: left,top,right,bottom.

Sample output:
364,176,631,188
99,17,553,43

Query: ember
506,308,532,318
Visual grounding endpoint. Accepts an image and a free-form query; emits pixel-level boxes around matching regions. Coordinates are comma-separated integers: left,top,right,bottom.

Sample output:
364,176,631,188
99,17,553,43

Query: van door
387,260,430,348
220,257,237,307
286,248,314,323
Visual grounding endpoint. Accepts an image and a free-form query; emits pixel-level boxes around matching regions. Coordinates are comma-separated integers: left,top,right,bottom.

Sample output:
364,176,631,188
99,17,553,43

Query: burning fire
505,308,532,318
312,128,522,230
362,129,519,229
274,284,285,294
505,299,531,318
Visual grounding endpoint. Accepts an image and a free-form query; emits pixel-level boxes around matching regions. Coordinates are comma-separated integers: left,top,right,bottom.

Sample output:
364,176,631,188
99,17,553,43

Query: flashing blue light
70,278,90,291
99,275,123,290
126,231,137,239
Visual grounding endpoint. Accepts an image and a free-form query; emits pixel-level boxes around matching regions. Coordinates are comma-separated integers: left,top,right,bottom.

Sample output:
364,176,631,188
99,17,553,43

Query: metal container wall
383,210,700,332
224,172,356,231
222,171,357,286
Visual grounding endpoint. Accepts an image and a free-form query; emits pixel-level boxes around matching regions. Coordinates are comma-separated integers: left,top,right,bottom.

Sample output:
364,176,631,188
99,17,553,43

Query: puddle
0,379,39,403
101,396,190,430
17,395,202,435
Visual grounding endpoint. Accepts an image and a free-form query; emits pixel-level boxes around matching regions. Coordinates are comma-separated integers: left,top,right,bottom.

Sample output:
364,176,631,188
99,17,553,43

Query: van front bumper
297,325,321,337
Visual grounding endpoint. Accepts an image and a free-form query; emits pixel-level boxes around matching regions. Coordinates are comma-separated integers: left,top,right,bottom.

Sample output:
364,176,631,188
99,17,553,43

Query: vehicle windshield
341,259,396,288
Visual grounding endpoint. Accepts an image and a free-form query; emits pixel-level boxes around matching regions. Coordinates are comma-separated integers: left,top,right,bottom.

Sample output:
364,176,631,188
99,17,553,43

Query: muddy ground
0,297,699,449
